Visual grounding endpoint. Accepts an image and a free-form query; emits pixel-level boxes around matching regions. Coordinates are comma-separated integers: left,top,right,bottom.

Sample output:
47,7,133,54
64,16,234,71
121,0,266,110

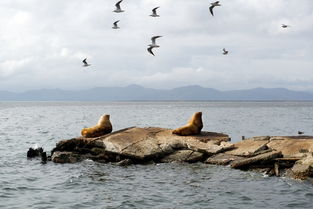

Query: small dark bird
112,20,120,29
209,1,221,16
298,131,304,135
147,46,157,56
82,58,91,67
282,24,290,28
223,48,229,55
150,7,160,17
113,0,124,13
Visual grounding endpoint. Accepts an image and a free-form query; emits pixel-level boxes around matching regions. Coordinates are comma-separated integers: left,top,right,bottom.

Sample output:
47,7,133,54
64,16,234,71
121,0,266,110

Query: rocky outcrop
51,127,230,164
50,129,313,182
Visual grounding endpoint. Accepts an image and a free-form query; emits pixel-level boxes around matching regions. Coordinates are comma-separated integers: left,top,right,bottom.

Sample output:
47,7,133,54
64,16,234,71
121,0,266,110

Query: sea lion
81,114,113,138
172,112,203,136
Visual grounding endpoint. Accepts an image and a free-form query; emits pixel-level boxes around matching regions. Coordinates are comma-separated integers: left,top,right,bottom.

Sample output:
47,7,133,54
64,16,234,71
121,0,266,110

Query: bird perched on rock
209,1,221,16
150,7,160,17
112,20,120,29
223,48,229,55
82,58,91,67
113,0,124,13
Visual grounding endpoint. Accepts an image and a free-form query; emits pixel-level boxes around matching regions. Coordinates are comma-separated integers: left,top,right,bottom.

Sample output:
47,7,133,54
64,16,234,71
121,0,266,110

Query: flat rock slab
160,150,204,163
231,151,282,169
267,137,313,158
205,153,245,165
225,139,269,157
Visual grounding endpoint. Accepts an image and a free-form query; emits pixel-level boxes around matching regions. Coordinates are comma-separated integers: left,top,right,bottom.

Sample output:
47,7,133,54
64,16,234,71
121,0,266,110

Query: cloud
0,0,312,91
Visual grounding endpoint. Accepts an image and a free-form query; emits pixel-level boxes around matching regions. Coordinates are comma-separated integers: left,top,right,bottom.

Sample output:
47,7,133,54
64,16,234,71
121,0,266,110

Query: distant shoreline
1,100,313,102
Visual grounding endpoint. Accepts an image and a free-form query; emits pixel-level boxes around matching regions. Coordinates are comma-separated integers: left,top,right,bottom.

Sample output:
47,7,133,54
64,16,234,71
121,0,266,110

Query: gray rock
205,153,244,165
160,150,204,163
231,151,282,169
52,151,84,163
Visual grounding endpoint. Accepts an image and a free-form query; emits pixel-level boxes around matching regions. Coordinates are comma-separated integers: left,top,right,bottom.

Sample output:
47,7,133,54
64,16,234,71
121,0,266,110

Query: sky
0,0,312,92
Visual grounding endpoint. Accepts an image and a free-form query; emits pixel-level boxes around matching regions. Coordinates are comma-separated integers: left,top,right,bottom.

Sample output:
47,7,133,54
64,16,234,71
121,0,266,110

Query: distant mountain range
1,85,313,101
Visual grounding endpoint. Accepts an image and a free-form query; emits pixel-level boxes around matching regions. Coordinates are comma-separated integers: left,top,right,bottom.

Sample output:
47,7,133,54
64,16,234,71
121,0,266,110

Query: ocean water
1,101,313,209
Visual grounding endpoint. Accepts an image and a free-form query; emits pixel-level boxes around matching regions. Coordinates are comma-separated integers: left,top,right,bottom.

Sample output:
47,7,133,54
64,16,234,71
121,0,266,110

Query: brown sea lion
172,112,203,136
81,114,112,138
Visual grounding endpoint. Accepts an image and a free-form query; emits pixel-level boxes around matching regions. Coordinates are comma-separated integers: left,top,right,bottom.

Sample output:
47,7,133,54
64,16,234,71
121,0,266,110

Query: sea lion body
172,112,203,136
81,114,112,138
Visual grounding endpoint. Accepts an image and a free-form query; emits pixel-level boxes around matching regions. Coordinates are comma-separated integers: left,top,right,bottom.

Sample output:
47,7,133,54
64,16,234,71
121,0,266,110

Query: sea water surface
1,101,313,209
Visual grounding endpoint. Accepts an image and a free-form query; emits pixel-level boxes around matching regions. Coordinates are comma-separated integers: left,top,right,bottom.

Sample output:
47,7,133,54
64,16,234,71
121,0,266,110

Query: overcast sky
0,0,312,92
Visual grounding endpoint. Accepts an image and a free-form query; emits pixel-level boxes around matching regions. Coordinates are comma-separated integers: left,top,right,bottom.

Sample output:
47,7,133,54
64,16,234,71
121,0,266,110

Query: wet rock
290,153,313,180
230,151,282,169
52,151,86,163
225,139,269,157
41,152,47,164
116,159,133,166
27,147,43,158
160,150,204,163
205,153,245,165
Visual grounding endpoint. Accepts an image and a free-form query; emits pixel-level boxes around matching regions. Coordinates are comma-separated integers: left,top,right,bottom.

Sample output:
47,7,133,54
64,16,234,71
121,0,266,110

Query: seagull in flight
149,36,162,47
223,48,229,55
112,20,120,29
82,58,91,67
209,1,221,16
281,24,290,28
150,7,160,17
113,0,124,13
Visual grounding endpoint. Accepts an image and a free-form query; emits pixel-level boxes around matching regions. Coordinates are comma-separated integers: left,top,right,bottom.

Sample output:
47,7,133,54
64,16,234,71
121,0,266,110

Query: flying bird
82,58,91,67
112,20,120,29
147,46,157,56
150,7,160,17
149,36,162,47
209,1,221,16
281,24,290,28
223,48,228,55
113,0,124,13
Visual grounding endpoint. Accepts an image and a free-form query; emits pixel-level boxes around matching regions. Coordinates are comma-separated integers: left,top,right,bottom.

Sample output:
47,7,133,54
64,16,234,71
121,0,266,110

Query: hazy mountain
1,85,313,101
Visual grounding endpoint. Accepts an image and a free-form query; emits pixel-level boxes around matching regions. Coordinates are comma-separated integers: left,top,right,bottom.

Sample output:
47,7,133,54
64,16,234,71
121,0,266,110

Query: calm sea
1,102,313,209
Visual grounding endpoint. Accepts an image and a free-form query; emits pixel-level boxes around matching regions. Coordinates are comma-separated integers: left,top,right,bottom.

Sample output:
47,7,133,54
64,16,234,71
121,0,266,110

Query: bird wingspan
115,0,123,9
147,47,155,56
209,6,214,16
151,36,161,43
152,7,159,12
